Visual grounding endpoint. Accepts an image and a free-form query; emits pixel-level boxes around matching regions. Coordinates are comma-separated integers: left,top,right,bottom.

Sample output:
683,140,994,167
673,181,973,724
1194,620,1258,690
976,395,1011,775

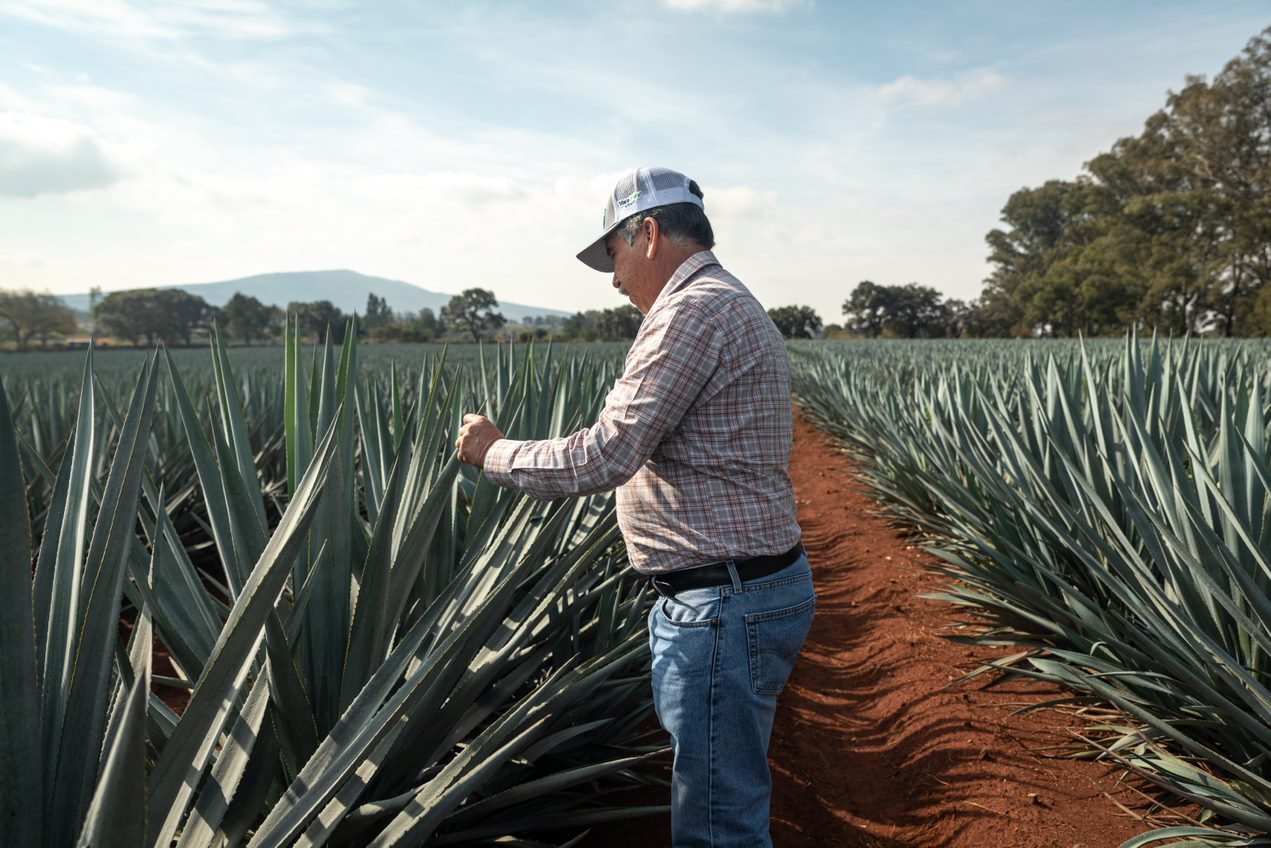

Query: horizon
55,267,577,321
1,1,1268,324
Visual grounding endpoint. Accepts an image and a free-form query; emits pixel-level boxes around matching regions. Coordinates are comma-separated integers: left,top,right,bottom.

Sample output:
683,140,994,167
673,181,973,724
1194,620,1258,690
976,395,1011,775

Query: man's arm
457,301,721,499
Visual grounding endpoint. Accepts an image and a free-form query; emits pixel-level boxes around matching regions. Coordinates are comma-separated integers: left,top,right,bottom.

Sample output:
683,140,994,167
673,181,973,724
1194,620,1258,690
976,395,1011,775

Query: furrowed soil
581,406,1160,847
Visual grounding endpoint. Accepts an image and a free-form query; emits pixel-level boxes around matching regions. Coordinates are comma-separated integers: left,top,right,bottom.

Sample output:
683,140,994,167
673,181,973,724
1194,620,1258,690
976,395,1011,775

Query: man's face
606,226,656,314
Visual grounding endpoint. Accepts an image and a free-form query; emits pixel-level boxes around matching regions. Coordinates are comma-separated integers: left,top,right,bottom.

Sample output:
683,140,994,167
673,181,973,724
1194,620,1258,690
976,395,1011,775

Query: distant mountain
60,269,572,323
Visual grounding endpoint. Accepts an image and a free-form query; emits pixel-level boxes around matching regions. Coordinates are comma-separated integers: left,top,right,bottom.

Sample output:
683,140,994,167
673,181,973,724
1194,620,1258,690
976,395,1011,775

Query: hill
60,270,571,323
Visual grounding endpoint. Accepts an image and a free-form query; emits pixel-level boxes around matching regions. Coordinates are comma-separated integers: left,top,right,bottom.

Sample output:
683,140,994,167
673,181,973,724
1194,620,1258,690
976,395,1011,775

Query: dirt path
582,407,1157,847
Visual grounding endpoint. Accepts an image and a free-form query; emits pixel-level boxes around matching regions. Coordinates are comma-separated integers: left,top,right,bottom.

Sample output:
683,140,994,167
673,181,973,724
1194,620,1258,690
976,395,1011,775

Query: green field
1,334,656,848
6,334,1271,846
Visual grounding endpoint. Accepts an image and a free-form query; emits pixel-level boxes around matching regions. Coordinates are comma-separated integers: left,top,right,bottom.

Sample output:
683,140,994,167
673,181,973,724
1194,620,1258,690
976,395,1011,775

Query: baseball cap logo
615,188,641,209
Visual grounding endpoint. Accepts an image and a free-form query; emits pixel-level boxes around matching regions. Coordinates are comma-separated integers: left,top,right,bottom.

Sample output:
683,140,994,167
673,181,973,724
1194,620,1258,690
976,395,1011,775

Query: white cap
576,166,704,272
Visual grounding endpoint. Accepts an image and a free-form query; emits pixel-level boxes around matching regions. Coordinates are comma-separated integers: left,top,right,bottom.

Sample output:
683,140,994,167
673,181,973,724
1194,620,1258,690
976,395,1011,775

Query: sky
0,1,1268,324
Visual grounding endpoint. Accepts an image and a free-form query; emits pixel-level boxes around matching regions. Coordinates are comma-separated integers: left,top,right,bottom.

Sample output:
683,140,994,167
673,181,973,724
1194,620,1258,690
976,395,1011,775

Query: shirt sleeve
482,298,722,499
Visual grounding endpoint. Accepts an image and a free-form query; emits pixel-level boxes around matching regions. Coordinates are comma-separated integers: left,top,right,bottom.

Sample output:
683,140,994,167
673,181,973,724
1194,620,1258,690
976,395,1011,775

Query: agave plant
1,330,665,847
791,334,1271,847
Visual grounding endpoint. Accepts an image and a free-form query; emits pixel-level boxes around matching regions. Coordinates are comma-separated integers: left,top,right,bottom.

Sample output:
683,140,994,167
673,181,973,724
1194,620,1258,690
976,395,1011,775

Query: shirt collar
649,250,720,313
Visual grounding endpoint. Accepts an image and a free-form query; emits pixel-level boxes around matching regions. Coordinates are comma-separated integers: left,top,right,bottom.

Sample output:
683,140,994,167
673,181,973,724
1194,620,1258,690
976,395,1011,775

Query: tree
363,292,393,333
767,305,822,339
87,286,102,331
94,290,146,344
559,306,643,341
157,289,215,345
842,281,893,337
1152,31,1271,335
595,305,643,340
940,299,971,338
1085,113,1224,336
885,284,947,338
288,300,346,342
0,289,78,349
982,180,1098,336
821,322,846,338
94,289,213,346
368,306,448,343
418,307,443,339
441,288,505,342
224,293,282,344
561,311,592,340
976,26,1271,337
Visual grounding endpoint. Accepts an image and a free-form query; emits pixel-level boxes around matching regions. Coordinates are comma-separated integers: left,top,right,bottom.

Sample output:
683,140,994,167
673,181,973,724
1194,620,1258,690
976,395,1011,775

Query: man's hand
456,413,504,469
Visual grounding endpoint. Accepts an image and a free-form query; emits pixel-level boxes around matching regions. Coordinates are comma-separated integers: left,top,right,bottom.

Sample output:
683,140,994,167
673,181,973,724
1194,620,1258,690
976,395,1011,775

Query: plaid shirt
483,251,801,574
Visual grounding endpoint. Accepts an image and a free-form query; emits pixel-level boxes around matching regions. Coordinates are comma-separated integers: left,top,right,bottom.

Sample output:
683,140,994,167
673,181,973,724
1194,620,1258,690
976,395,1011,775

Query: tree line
0,286,519,349
764,27,1271,341
978,26,1271,337
764,286,972,341
0,282,662,349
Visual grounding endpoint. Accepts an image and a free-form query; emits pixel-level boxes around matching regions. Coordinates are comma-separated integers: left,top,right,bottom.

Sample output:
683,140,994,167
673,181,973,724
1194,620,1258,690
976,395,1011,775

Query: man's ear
643,217,660,260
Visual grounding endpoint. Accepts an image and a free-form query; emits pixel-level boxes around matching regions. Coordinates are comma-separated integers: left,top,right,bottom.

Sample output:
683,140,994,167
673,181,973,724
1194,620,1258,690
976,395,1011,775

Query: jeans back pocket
745,595,815,695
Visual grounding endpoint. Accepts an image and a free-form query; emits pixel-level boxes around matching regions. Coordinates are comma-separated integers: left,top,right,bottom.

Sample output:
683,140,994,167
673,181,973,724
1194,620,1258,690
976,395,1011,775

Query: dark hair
617,179,715,249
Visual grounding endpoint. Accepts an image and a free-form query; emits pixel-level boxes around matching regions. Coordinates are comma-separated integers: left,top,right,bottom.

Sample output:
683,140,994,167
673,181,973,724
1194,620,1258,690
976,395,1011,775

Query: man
456,166,814,847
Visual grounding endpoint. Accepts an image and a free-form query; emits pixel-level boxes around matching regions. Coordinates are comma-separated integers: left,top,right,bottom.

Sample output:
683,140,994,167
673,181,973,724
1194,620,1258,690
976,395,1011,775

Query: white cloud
0,66,625,306
879,68,1007,106
0,136,120,197
663,0,806,13
0,0,316,41
0,110,124,197
0,0,172,39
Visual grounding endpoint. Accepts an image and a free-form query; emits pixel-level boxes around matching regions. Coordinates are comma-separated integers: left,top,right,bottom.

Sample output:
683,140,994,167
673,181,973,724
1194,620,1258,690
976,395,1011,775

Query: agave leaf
175,671,271,848
209,412,270,589
355,382,387,522
49,353,159,848
339,434,414,707
438,749,665,829
210,323,268,533
74,607,150,848
343,454,461,707
40,348,97,784
298,326,355,734
285,314,314,497
219,713,284,846
1119,827,1268,848
284,539,330,645
263,611,320,777
31,403,74,676
138,483,221,678
147,411,341,848
0,385,41,848
246,508,559,848
165,349,248,598
369,642,643,846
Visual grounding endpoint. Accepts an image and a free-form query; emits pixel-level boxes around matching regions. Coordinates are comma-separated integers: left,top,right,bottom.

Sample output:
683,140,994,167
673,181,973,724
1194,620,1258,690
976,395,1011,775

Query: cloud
0,0,317,41
878,68,1007,106
0,137,121,197
1,0,172,39
0,111,123,197
663,0,806,13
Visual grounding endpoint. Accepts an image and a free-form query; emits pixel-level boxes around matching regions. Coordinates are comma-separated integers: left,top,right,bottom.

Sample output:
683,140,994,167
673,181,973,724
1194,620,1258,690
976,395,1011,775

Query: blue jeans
648,555,816,847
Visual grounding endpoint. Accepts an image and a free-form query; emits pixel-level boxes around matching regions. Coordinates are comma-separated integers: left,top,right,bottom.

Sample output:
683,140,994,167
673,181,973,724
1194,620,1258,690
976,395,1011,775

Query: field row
790,336,1271,848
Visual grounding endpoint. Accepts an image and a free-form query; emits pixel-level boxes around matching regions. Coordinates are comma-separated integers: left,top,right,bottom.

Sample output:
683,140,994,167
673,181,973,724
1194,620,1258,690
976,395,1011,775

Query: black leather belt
650,542,805,595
